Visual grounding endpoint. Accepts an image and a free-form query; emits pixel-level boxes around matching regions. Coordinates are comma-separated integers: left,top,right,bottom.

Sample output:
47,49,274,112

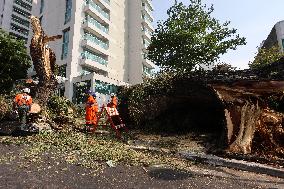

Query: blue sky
152,0,284,69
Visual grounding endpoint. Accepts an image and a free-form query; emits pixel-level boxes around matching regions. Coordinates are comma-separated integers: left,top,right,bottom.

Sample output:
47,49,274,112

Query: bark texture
29,16,62,105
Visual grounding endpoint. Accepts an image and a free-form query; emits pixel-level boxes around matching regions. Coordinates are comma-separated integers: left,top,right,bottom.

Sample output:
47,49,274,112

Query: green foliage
147,0,246,72
118,71,183,126
212,62,236,73
249,45,284,69
47,95,84,124
267,94,284,113
0,29,31,92
47,95,71,115
0,96,12,120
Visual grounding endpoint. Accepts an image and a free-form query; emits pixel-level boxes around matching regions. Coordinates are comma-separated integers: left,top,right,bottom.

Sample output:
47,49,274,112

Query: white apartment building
32,0,154,105
261,20,284,52
0,0,35,44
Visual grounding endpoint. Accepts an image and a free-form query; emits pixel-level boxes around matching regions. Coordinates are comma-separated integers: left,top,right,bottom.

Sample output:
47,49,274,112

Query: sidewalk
127,142,284,179
179,151,284,179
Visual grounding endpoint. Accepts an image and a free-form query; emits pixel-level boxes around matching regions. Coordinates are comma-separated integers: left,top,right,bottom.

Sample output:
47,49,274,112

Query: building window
10,23,29,36
13,6,31,19
64,0,72,24
9,32,28,43
11,14,30,28
40,0,44,14
14,0,32,11
73,80,91,104
61,28,70,59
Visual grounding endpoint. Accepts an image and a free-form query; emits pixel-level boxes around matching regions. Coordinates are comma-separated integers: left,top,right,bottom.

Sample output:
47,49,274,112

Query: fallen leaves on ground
0,129,193,172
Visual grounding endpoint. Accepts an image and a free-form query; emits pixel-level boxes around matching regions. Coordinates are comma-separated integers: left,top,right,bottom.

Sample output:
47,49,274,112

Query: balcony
12,5,31,20
82,19,109,40
81,39,109,56
141,4,153,21
98,0,111,11
142,65,154,77
23,0,33,5
142,38,151,51
10,23,29,37
142,26,152,41
80,56,110,73
142,0,154,11
142,54,155,69
11,14,30,29
84,1,110,24
141,14,154,31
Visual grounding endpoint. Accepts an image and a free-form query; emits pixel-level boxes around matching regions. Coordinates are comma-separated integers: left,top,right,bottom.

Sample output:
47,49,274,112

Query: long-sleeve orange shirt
14,93,32,106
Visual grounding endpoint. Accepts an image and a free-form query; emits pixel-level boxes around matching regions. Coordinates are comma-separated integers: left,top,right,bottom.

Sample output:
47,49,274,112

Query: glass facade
94,80,117,95
142,13,153,23
40,0,44,14
13,6,31,19
143,65,153,76
61,29,70,59
11,14,30,28
103,0,110,5
84,14,109,34
83,31,109,50
9,32,28,43
10,23,29,36
73,80,91,104
142,38,150,48
81,50,108,65
64,0,72,24
84,0,110,20
141,25,152,37
14,0,32,11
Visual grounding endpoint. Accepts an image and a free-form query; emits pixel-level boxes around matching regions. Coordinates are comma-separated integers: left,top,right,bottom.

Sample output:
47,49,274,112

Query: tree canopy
147,0,246,72
0,29,31,92
249,45,284,69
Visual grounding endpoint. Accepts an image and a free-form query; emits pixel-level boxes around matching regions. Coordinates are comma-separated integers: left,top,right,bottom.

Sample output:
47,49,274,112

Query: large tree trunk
29,16,62,106
227,102,261,154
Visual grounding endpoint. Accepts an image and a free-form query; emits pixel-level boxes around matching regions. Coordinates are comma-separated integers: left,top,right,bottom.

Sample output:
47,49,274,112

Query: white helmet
110,93,115,97
23,88,30,94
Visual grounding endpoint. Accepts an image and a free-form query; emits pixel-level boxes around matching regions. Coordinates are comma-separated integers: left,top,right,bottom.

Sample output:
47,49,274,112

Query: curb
179,151,284,179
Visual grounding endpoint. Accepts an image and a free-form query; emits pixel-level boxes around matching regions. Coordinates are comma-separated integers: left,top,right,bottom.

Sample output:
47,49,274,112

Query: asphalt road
0,145,283,189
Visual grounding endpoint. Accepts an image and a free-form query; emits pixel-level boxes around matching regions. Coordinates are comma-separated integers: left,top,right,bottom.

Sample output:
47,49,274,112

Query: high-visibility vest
14,93,32,106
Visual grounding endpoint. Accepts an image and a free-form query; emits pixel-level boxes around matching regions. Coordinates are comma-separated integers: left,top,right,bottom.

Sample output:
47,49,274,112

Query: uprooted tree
29,16,62,105
118,71,284,158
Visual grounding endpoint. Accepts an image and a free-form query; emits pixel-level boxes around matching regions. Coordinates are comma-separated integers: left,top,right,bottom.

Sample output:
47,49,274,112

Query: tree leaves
249,45,284,69
148,0,246,72
0,29,31,92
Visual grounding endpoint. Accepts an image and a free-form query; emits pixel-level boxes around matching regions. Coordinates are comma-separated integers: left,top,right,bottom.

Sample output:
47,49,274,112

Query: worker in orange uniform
13,88,33,130
85,90,99,132
107,93,118,109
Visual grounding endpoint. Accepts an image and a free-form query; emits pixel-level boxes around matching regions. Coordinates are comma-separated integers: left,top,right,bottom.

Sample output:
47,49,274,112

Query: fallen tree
118,69,284,158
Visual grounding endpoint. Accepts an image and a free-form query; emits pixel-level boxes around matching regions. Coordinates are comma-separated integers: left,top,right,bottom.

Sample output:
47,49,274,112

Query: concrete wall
275,21,284,52
0,0,13,30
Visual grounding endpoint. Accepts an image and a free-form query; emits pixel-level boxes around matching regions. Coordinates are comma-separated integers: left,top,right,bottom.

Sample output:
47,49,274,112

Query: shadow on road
148,167,192,180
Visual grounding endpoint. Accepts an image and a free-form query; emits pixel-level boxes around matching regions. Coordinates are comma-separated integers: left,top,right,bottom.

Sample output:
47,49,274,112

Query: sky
151,0,284,69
